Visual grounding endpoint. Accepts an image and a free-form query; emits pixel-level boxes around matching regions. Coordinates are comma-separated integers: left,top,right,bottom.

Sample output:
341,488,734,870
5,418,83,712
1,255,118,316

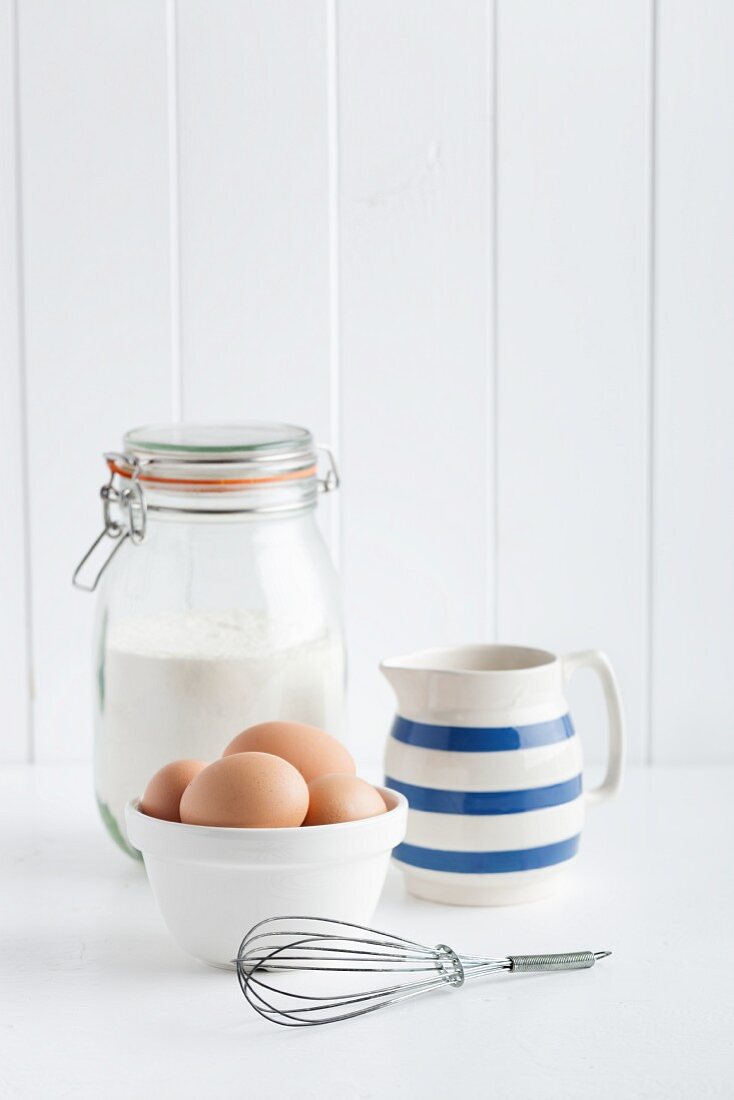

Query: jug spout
379,657,413,706
379,651,443,721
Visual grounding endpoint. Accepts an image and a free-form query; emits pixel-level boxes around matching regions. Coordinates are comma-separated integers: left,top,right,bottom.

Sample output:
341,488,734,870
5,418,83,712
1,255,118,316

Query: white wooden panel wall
339,0,491,761
1,0,733,765
0,0,30,760
175,0,336,552
176,2,333,448
496,0,651,764
16,0,173,760
652,0,734,762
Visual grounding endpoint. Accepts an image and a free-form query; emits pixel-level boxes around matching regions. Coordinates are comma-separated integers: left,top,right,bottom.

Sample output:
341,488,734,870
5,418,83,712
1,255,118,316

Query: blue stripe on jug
393,835,580,873
390,713,575,752
384,774,582,815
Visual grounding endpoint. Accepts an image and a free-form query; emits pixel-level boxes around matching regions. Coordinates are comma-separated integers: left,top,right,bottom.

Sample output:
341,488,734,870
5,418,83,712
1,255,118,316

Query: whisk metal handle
509,950,609,973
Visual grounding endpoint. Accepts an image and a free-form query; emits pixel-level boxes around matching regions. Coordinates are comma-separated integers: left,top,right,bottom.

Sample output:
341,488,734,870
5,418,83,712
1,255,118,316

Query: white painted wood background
1,0,732,766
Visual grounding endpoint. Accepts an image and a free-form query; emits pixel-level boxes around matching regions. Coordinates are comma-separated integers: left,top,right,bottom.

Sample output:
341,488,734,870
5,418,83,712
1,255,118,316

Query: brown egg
179,751,309,828
303,774,387,827
140,759,207,822
223,721,355,783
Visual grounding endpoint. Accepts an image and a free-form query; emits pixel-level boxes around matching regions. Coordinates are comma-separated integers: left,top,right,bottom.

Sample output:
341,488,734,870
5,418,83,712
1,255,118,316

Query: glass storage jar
74,423,345,857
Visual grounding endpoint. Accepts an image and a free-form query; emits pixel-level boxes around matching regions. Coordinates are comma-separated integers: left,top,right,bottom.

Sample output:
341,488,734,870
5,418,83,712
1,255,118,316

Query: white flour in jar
95,610,345,849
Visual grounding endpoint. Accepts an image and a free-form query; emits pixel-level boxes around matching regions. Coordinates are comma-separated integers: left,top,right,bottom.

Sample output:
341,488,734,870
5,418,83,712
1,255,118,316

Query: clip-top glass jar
74,423,345,857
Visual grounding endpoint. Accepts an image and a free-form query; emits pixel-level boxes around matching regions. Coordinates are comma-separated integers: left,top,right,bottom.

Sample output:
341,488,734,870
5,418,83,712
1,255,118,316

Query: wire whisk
235,916,611,1027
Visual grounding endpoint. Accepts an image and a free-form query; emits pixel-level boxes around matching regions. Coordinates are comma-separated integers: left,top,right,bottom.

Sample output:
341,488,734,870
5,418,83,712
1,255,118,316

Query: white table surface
2,763,732,1099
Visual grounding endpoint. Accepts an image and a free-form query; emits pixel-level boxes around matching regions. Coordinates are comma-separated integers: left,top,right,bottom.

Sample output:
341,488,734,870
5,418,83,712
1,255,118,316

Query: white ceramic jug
382,644,624,905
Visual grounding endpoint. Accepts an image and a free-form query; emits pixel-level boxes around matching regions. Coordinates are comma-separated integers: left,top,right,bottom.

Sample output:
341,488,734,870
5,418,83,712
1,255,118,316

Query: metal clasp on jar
317,445,340,493
72,453,148,592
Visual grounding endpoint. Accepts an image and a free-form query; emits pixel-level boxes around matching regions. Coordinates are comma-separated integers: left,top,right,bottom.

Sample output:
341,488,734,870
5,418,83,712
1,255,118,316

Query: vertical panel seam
11,0,34,763
166,0,183,420
645,0,658,766
327,0,342,568
490,0,499,642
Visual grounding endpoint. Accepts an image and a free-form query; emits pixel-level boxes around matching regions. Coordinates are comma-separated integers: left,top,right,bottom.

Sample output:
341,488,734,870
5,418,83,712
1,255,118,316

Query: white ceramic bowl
125,788,408,968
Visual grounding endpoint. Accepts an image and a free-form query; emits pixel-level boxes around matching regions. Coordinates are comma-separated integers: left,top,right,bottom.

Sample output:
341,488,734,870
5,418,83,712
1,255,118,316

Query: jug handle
562,650,625,806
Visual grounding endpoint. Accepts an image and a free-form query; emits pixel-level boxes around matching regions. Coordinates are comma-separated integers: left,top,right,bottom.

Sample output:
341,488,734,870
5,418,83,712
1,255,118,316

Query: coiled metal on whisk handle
235,916,612,1028
509,950,611,972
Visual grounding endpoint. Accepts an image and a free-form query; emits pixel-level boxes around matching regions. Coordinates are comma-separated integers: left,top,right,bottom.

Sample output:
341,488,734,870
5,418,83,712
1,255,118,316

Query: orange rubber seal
107,458,317,488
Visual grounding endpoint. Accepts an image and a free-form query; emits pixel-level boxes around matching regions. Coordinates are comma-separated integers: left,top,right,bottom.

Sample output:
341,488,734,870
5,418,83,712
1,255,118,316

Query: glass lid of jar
104,422,336,493
124,422,312,460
